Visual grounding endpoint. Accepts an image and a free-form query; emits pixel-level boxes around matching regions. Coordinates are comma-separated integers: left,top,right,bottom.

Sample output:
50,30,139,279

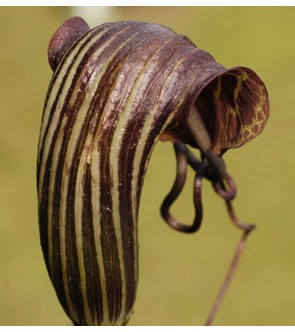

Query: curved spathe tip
194,66,270,155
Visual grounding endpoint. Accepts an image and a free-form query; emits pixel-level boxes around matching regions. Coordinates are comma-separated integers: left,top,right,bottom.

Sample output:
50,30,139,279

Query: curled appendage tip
161,144,205,234
213,174,237,201
226,199,256,233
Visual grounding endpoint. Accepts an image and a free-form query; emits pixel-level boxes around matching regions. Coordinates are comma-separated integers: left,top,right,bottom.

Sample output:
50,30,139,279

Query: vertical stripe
108,33,178,320
37,26,105,183
55,28,142,324
38,19,269,326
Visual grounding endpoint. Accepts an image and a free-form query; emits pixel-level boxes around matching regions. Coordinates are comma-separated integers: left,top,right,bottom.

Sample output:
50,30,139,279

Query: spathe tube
37,17,269,325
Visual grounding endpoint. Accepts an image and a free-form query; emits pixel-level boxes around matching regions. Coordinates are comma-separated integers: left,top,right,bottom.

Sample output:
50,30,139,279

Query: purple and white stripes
37,19,269,326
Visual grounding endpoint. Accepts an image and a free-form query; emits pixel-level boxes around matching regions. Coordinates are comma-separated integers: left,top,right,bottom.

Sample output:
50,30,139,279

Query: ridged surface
37,20,269,325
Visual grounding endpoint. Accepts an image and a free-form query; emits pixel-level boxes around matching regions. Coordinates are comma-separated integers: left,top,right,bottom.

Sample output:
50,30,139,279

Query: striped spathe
37,19,269,326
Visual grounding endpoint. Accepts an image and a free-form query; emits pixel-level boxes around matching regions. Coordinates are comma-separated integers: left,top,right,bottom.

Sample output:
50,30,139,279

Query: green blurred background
0,6,294,326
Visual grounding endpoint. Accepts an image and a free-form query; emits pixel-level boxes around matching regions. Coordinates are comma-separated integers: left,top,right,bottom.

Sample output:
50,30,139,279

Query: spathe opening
194,67,269,155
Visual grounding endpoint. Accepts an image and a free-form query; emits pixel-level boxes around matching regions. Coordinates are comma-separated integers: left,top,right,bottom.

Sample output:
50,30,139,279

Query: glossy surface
38,17,268,325
0,7,294,326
